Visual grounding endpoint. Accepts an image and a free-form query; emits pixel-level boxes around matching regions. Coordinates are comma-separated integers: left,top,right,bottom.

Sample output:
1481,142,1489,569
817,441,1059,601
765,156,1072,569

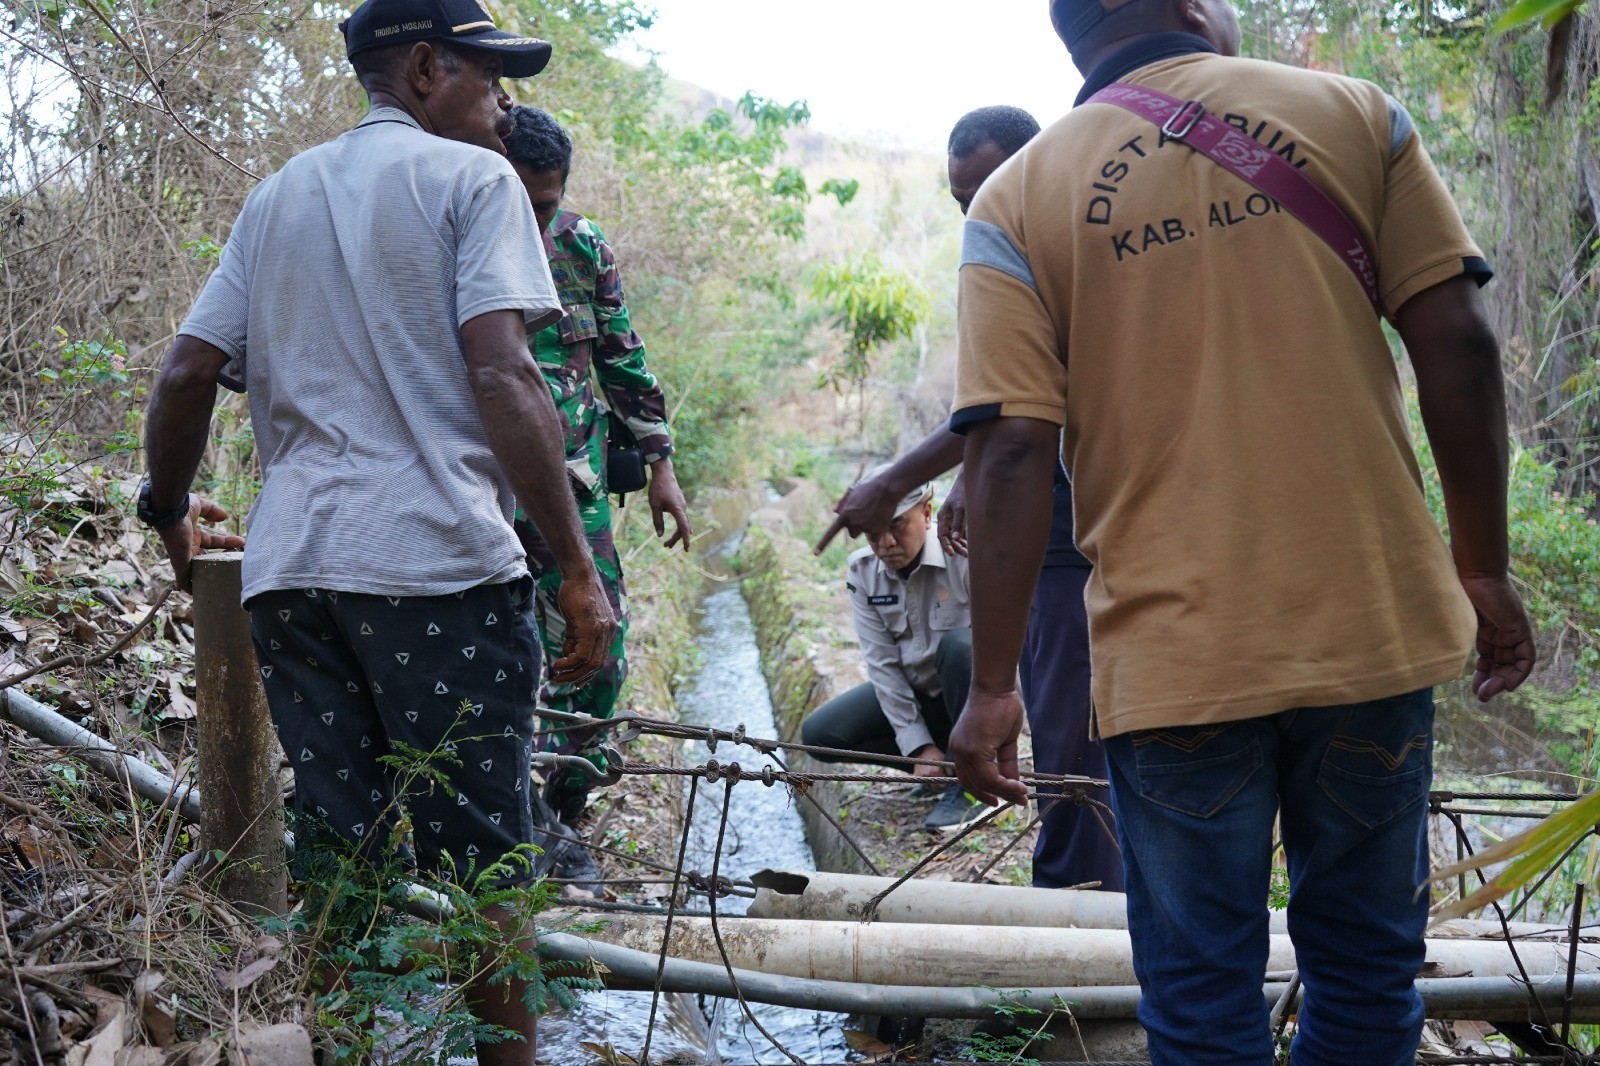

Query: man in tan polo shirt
947,0,1536,1063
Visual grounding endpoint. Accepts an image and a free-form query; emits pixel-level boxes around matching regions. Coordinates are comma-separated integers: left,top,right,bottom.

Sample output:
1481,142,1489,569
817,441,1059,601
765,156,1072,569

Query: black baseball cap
340,0,553,78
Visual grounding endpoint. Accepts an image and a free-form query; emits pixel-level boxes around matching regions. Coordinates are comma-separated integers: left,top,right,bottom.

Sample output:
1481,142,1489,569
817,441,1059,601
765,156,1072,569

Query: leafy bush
1412,392,1600,696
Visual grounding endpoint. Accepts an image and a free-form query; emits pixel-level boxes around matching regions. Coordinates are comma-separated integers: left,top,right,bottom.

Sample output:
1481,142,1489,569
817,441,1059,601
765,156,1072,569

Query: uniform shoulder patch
1384,94,1415,159
846,582,857,593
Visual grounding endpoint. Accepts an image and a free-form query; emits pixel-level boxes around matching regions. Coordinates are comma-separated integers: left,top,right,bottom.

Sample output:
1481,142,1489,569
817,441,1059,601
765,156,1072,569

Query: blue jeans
1104,689,1434,1066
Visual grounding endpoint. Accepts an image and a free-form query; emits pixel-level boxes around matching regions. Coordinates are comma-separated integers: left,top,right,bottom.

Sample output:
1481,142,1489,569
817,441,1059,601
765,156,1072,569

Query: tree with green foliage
1236,0,1598,501
807,253,933,462
810,254,932,388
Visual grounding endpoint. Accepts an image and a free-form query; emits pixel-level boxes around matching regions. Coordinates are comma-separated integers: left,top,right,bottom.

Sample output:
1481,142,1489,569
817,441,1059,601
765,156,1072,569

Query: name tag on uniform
868,594,898,606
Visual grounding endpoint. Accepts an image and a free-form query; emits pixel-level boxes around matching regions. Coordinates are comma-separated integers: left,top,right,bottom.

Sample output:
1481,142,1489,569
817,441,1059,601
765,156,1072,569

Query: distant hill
659,73,935,171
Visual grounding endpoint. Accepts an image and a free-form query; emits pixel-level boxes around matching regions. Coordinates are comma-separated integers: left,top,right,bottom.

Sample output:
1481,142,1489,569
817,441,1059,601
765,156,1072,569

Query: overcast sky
623,0,1086,153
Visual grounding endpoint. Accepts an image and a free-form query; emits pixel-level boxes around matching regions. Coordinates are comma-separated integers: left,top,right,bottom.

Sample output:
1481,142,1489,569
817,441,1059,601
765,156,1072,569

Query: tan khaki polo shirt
953,52,1481,738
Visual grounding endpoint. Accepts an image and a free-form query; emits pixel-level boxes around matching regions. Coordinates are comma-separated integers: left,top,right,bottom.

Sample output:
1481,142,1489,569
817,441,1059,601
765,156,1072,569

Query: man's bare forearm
472,364,591,575
1397,278,1510,578
1417,355,1509,577
883,427,968,493
146,336,228,511
964,417,1059,694
461,311,591,578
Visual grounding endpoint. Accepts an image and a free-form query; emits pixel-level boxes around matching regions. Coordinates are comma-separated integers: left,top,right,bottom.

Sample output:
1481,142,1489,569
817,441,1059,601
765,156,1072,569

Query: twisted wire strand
639,775,701,1066
705,777,806,1065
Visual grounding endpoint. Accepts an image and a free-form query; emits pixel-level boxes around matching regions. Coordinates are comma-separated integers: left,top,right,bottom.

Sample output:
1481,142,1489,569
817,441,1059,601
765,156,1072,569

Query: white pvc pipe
1,688,202,823
538,929,1600,1023
749,868,1128,928
590,915,1600,989
748,868,1574,941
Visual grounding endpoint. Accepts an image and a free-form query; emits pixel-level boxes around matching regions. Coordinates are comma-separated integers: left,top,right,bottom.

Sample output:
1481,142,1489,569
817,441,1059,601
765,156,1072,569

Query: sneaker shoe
907,781,941,800
550,823,604,898
924,784,994,832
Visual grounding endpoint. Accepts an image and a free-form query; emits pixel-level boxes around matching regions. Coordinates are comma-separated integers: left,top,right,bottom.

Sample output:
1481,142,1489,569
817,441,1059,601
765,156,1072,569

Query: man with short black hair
819,106,1123,889
949,1,1536,1062
501,105,692,884
143,2,613,1060
947,106,1041,213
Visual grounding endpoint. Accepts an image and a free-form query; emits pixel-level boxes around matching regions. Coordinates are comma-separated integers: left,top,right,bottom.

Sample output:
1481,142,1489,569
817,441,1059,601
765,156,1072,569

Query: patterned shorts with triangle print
247,577,542,888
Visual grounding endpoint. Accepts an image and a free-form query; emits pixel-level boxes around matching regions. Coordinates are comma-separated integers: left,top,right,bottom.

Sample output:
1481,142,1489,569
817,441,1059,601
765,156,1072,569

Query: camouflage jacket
531,209,673,497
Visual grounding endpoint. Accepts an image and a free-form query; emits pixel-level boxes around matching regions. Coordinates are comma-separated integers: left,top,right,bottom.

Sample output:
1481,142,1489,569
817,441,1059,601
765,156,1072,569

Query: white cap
865,463,933,517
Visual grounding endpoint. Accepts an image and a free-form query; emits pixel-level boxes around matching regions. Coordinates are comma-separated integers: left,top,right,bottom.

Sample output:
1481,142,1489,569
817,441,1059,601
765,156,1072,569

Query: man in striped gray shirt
141,1,613,1060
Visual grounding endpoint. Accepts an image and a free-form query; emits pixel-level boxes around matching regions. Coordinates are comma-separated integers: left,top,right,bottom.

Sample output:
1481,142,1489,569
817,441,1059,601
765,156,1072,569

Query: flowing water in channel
539,581,853,1064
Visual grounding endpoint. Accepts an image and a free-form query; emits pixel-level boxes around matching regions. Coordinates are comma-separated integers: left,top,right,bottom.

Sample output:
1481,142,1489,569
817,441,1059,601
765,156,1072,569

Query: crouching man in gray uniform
801,473,989,831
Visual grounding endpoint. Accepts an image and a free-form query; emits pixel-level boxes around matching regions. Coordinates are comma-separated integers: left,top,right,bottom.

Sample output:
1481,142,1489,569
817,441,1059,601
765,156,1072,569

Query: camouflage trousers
514,489,629,802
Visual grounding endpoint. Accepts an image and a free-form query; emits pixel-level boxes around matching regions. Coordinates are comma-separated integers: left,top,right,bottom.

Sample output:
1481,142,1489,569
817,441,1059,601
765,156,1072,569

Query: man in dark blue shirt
817,106,1122,892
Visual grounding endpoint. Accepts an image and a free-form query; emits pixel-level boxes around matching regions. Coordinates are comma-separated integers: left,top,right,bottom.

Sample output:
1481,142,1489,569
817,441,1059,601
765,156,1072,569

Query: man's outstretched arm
815,427,967,553
947,415,1058,807
1396,275,1534,700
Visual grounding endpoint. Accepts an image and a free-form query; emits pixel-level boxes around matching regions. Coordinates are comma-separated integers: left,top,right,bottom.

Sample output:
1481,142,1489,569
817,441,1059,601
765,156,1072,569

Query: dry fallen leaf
113,1048,167,1066
27,621,63,657
0,648,22,685
578,1042,636,1065
4,817,50,867
68,993,131,1066
213,955,277,992
0,612,26,642
133,971,177,1048
78,985,125,1027
187,1038,224,1066
0,555,25,596
842,1029,899,1061
117,531,147,557
162,673,196,721
99,560,139,587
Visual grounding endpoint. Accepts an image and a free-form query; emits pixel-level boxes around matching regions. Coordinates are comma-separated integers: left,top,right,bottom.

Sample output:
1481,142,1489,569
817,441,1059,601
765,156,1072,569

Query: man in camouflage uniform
503,106,693,829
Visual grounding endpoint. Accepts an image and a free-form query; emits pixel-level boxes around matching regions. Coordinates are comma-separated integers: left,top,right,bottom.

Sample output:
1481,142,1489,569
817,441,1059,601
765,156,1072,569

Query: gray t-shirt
180,108,562,603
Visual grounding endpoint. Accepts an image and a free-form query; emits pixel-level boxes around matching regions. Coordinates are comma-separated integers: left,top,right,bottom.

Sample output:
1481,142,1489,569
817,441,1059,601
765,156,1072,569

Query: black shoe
550,824,604,898
549,784,591,825
907,781,941,800
924,784,994,832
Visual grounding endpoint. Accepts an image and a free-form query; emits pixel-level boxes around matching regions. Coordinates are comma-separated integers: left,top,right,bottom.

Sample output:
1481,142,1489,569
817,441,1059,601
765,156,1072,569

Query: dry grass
0,731,313,1061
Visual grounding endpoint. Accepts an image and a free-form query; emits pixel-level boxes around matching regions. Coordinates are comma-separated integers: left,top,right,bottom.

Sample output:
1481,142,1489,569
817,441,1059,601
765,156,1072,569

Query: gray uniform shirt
179,108,562,604
846,538,972,756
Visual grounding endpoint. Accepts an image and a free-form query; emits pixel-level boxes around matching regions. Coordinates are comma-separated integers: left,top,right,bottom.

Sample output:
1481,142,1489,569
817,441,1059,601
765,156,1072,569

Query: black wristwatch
137,479,190,531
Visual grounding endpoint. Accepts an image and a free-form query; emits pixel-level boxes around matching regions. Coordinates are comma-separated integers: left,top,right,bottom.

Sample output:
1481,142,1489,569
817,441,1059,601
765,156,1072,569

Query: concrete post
192,552,287,916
